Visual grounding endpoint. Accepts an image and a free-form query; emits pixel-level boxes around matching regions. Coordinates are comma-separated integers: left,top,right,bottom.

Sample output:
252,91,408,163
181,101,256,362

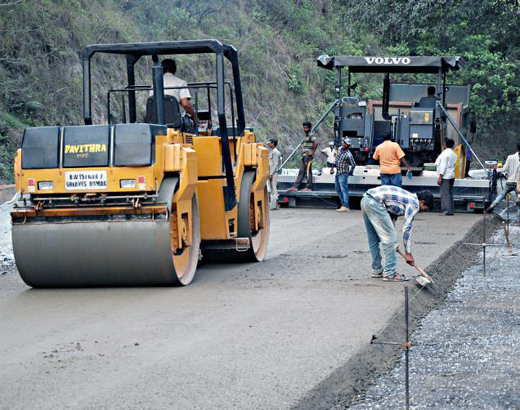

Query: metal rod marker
405,286,410,410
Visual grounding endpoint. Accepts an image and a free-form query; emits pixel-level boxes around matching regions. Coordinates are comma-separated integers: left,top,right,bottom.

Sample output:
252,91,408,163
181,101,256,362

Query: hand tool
396,248,434,286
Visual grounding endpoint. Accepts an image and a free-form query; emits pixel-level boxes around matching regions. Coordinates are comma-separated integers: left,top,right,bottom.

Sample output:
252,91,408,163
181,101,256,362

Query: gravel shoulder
348,214,520,409
0,207,481,409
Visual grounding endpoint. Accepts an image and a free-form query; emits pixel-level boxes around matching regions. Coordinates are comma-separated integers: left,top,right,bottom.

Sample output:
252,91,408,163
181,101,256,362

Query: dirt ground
0,206,482,410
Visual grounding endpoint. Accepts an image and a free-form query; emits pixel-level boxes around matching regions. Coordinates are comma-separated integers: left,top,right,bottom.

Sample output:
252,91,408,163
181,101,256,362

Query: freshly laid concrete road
0,208,480,410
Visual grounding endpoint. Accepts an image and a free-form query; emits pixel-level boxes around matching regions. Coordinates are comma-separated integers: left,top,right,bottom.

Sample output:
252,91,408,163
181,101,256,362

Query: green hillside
0,0,518,183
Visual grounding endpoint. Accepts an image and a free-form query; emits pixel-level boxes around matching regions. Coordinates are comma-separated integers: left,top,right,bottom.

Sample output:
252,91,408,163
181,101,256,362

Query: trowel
396,248,434,287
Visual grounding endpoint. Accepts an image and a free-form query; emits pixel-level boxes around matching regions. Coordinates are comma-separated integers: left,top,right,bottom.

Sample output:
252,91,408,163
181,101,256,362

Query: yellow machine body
453,144,467,179
193,132,269,240
12,128,269,287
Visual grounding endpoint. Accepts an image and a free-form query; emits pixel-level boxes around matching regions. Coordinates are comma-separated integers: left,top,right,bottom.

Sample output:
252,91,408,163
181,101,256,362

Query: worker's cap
342,138,352,145
328,141,334,146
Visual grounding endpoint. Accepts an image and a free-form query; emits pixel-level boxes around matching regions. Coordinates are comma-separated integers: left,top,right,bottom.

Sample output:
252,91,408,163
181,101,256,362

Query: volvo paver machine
316,55,471,166
11,40,270,287
278,55,491,211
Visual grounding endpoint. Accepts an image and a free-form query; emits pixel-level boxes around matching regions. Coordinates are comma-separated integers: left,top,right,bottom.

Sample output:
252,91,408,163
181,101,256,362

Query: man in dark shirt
288,121,318,192
418,86,437,108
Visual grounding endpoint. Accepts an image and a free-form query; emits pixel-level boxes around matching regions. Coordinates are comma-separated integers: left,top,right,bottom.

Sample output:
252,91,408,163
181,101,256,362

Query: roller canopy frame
82,39,241,210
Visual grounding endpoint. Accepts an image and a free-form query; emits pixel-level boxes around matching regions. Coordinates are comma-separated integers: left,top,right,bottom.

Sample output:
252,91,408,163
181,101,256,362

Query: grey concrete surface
0,185,15,205
0,208,480,410
350,217,520,409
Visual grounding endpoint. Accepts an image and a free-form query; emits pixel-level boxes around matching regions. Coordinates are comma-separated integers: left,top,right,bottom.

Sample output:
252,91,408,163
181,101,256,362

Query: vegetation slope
0,0,518,182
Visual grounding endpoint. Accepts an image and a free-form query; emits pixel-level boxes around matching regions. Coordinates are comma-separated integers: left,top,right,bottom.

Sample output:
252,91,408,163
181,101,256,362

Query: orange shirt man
372,135,411,187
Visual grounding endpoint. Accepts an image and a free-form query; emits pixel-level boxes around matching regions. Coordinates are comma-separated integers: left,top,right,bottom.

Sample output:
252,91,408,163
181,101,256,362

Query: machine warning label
65,171,108,190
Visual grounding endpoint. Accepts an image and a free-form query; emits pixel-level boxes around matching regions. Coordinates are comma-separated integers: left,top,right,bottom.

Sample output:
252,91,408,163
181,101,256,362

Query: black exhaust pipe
382,73,391,121
152,55,165,125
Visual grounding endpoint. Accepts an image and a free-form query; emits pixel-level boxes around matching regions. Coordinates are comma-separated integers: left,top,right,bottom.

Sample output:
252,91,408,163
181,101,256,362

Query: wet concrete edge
293,215,499,410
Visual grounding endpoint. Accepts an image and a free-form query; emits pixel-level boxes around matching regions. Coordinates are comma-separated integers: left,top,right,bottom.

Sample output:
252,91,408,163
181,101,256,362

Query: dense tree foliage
0,0,518,182
344,0,520,156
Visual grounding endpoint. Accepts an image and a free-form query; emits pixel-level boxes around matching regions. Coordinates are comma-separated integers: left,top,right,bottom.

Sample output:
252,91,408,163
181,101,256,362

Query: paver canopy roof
317,55,464,74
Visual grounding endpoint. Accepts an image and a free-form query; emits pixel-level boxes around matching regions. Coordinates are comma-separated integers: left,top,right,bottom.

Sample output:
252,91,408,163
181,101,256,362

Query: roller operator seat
145,95,181,129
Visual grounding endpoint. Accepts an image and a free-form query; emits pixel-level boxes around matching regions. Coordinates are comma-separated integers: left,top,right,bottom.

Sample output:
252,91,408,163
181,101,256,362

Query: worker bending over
487,142,520,213
361,186,434,282
435,138,458,216
288,121,318,192
372,135,412,187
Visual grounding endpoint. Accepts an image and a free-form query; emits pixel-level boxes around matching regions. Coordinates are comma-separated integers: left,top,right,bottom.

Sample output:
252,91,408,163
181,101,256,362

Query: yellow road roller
10,40,270,287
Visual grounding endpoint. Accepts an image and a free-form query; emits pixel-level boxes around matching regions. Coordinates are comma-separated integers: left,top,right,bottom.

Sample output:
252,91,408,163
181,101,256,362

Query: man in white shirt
321,141,337,169
435,138,458,215
268,138,282,210
154,59,197,122
517,153,520,213
487,142,520,213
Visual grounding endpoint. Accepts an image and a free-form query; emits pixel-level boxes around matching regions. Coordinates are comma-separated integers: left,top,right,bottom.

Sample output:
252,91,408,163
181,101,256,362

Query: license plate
65,171,108,190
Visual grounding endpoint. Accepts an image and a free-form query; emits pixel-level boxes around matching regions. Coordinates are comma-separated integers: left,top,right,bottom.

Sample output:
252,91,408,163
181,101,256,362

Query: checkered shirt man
366,185,420,253
334,149,356,174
